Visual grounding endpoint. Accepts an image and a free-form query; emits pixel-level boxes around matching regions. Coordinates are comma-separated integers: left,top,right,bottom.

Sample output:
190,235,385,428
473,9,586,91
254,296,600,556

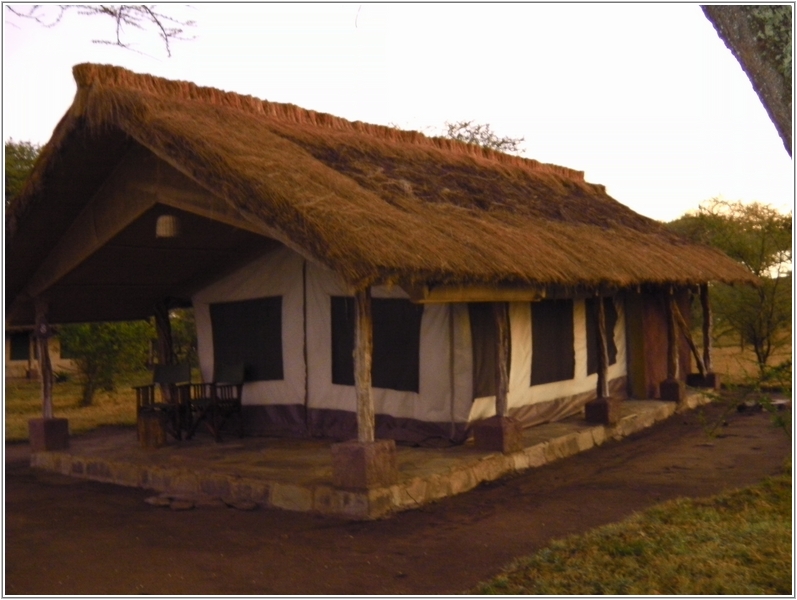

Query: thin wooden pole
664,289,679,380
493,302,510,417
596,298,610,399
700,284,713,373
354,288,375,443
672,299,707,377
34,299,54,419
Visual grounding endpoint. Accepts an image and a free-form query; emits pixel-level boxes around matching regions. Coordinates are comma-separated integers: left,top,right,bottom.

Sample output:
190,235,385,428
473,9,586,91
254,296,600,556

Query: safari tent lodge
6,64,756,463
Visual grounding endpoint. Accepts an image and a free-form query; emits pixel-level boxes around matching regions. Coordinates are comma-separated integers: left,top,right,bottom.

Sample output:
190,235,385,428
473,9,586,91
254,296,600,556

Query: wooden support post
473,302,523,453
494,301,510,417
672,299,706,377
34,300,54,419
665,290,679,380
660,288,685,401
153,300,175,366
596,297,610,399
153,300,175,404
354,288,375,443
29,299,69,452
700,284,713,373
330,286,398,493
585,297,621,425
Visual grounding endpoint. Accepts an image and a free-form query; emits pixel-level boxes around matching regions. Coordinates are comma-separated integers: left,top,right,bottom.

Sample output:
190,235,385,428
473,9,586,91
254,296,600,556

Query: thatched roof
7,63,755,301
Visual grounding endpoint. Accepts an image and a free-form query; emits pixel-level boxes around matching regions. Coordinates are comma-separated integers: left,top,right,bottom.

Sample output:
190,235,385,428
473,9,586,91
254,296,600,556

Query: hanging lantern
155,214,180,238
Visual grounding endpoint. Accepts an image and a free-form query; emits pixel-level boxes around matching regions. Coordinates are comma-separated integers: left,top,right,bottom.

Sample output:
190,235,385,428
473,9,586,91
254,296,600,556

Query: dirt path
4,404,791,595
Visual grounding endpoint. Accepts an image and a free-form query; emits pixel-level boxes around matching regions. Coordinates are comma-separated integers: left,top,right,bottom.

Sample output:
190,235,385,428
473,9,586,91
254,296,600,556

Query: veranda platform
30,394,710,520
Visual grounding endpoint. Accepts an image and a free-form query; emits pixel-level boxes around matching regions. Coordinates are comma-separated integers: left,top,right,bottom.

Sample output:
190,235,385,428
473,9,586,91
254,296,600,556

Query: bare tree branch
5,4,195,57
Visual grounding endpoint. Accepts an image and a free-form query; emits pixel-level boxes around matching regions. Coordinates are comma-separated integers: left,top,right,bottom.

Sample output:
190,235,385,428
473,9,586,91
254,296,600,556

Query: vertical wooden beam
493,302,510,417
34,299,54,419
153,300,175,366
700,284,713,373
354,288,375,443
596,298,610,399
664,289,679,380
672,300,707,377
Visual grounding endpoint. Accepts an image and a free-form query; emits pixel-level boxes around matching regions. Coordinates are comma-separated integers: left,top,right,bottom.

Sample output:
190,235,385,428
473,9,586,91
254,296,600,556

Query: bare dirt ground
4,402,792,595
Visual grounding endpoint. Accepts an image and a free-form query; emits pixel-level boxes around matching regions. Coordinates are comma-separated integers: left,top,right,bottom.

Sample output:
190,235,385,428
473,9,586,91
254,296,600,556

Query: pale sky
2,3,793,222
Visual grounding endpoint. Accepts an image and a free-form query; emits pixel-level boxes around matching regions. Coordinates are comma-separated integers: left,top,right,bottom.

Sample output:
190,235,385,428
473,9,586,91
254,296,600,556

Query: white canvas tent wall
193,245,627,445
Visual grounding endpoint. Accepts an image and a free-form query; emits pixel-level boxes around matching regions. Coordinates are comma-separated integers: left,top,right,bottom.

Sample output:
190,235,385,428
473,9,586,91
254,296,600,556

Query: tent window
468,303,512,399
331,296,424,393
531,299,575,386
210,297,284,382
9,333,30,361
586,297,618,375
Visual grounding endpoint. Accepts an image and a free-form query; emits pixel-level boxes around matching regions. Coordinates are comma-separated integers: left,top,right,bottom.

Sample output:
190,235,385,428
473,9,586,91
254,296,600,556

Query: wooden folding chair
184,363,245,442
134,363,191,441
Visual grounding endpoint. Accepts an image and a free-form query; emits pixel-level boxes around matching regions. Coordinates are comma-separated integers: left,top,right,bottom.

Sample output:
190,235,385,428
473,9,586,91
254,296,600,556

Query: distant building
5,328,76,379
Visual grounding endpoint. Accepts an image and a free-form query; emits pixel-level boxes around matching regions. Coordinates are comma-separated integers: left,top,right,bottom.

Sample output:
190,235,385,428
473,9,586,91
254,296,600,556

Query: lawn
471,464,793,595
4,372,150,442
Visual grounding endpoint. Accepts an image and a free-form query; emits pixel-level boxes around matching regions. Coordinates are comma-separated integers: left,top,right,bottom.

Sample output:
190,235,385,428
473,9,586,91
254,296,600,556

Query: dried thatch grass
8,63,756,290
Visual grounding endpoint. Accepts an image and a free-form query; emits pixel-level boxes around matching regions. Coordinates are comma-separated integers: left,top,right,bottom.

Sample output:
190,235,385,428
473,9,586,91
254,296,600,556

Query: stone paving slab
30,393,710,520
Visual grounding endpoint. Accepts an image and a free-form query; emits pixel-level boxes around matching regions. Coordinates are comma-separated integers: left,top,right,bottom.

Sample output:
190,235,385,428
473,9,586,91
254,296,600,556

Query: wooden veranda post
493,302,510,417
596,298,610,399
700,284,713,373
659,287,686,401
153,300,175,366
672,299,707,377
28,299,69,452
34,299,54,419
330,285,397,496
665,290,679,381
354,287,375,443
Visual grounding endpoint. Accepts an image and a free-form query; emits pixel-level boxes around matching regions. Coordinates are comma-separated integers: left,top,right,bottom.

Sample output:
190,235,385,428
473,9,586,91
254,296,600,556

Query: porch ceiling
8,204,279,326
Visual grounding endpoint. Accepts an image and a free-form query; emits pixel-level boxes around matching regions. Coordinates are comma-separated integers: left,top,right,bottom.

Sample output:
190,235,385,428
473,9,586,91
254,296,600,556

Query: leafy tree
442,120,525,154
5,139,40,205
668,198,792,374
170,308,198,367
59,320,154,406
5,4,195,56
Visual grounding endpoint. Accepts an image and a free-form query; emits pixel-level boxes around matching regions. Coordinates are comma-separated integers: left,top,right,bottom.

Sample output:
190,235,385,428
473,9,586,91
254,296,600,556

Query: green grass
471,464,793,595
4,372,151,441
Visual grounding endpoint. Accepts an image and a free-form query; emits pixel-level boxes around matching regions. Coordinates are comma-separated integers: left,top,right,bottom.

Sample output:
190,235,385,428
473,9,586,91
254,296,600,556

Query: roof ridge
72,63,585,183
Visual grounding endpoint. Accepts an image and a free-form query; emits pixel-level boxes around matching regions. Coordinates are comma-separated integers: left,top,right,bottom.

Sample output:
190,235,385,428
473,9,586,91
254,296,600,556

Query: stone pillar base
584,397,622,425
138,410,168,449
28,418,69,452
686,372,721,390
660,378,686,402
331,439,398,490
473,415,524,454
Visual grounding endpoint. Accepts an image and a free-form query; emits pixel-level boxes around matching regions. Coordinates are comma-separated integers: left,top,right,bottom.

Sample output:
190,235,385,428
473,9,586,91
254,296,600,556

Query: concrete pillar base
686,372,721,390
28,418,69,452
331,439,398,490
584,397,622,425
660,378,686,402
473,415,524,454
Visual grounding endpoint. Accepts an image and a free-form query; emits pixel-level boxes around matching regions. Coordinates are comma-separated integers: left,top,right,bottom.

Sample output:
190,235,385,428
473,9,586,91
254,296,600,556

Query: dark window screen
10,333,30,361
331,296,424,393
531,299,575,386
586,297,618,375
210,297,284,382
469,303,496,398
